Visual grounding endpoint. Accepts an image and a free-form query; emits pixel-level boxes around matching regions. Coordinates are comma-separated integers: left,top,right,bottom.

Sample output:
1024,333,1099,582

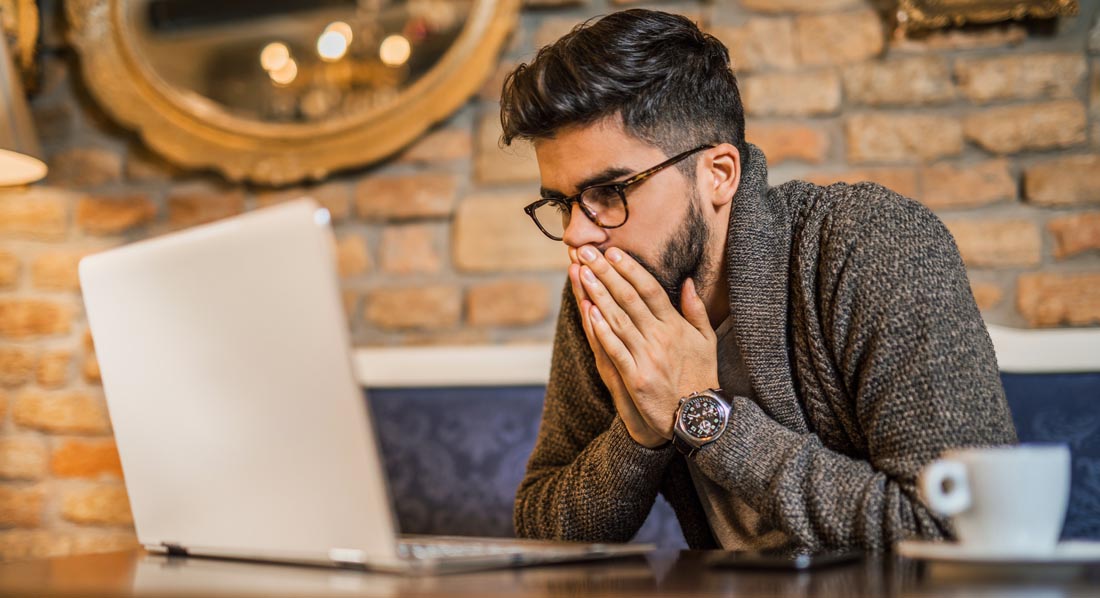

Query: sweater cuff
602,415,676,477
691,395,803,508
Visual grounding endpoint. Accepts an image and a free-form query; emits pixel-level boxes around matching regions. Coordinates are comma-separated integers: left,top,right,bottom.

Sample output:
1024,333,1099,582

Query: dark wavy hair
500,9,747,170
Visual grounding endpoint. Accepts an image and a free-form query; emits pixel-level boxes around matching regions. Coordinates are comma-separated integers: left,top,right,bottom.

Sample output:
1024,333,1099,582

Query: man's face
534,118,713,309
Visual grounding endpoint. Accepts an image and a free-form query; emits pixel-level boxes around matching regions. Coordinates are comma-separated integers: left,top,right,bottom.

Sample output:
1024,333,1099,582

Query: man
501,9,1017,552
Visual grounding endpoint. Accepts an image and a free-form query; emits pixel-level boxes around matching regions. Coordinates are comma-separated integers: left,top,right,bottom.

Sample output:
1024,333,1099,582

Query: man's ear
701,143,740,209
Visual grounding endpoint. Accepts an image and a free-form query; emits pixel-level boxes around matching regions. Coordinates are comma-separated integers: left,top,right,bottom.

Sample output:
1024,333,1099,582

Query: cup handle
919,459,971,516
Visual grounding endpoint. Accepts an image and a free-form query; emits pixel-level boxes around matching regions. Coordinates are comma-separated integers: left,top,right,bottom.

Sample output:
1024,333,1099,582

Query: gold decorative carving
0,0,39,91
65,0,519,185
896,0,1079,33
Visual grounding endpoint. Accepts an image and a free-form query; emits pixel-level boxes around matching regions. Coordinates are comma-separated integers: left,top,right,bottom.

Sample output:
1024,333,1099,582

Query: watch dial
680,397,723,439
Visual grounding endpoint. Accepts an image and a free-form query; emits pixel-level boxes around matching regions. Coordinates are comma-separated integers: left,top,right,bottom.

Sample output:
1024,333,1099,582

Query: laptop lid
79,200,399,565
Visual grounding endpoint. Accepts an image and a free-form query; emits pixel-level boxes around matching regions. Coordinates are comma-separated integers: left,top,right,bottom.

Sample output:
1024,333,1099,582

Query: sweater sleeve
513,284,676,542
691,185,1018,551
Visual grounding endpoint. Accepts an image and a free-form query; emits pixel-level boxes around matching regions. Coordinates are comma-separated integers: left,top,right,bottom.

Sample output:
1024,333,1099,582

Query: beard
626,194,713,312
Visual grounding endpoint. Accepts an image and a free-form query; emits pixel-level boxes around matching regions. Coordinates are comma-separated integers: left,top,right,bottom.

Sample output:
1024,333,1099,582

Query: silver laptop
79,199,652,573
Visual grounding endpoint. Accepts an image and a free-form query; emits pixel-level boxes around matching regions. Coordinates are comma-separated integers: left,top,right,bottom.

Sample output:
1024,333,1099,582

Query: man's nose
562,203,606,249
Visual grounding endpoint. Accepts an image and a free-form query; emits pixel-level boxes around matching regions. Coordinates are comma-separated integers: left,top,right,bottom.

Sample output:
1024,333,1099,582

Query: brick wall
1,0,1098,561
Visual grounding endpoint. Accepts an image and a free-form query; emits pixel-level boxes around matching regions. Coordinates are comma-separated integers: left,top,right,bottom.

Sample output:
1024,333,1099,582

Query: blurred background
0,0,1097,561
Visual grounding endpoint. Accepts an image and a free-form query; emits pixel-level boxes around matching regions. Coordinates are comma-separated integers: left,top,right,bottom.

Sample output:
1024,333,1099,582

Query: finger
604,247,678,321
580,264,649,355
577,245,659,329
681,278,713,336
589,304,637,376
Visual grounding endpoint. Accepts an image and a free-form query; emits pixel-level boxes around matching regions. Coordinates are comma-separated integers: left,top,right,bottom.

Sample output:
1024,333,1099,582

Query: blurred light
269,57,298,86
379,34,411,67
260,42,290,72
317,31,349,62
325,21,354,44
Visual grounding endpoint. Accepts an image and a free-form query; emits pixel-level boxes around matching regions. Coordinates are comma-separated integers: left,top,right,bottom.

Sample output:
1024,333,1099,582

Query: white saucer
897,540,1100,565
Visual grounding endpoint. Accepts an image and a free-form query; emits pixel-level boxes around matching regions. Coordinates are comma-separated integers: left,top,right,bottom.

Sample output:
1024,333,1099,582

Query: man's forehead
534,122,664,195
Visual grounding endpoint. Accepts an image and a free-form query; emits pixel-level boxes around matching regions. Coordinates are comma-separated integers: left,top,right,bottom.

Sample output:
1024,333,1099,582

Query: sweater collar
724,144,808,433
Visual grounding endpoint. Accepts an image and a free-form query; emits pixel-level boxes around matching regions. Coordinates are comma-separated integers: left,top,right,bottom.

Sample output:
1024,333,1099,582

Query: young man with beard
502,9,1017,552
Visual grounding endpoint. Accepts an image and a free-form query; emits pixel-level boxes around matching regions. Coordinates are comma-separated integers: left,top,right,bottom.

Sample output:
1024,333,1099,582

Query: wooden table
1,549,1097,597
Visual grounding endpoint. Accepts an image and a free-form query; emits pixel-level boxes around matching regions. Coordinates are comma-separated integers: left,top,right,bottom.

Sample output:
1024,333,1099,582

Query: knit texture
513,144,1018,552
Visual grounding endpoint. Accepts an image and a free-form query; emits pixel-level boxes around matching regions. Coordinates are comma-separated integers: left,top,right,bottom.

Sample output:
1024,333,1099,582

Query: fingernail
581,267,596,284
590,306,604,323
579,246,598,262
607,248,622,263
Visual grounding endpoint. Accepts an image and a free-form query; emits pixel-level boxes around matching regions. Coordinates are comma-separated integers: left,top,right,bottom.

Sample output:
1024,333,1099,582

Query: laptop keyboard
397,538,572,560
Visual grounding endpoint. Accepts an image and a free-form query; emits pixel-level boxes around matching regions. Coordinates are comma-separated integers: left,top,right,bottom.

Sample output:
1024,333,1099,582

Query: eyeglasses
523,145,714,241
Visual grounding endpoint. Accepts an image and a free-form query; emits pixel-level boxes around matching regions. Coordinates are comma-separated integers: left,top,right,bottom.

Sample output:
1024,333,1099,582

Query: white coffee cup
918,444,1070,554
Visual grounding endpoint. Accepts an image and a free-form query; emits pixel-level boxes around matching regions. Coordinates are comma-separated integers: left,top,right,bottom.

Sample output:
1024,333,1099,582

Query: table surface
1,549,1098,598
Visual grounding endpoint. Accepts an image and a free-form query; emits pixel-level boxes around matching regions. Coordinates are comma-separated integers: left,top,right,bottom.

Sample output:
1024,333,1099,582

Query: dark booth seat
368,371,1100,547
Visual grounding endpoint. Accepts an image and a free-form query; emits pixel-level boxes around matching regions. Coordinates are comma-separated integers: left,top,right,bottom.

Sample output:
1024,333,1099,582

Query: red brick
919,160,1015,210
1024,155,1100,206
0,188,68,241
0,348,34,388
355,174,458,221
842,57,954,106
12,391,111,435
380,224,442,275
51,439,123,479
741,0,861,11
255,183,351,222
944,219,1041,267
0,529,138,561
126,147,182,182
963,101,1086,154
476,114,541,184
61,484,133,525
0,485,44,527
970,282,1003,312
802,168,919,200
708,18,796,73
83,354,101,384
364,286,462,331
846,113,962,163
890,24,1026,53
397,127,473,164
480,60,517,103
746,123,829,165
46,147,122,188
335,234,371,278
36,351,72,389
955,53,1085,104
467,280,551,326
1017,273,1100,327
168,187,245,229
0,437,48,480
795,10,883,66
32,250,102,291
0,299,72,339
0,250,19,288
1048,213,1100,260
742,71,841,117
76,194,156,235
453,194,570,273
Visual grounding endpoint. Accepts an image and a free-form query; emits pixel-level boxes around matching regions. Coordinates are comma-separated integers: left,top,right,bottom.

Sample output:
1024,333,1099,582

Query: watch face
679,396,724,439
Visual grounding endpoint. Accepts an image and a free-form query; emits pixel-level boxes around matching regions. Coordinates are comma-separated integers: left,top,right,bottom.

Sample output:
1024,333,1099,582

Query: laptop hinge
162,542,189,556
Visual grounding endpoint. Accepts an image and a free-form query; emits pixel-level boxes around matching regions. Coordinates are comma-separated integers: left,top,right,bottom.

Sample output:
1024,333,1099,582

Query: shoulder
776,179,954,254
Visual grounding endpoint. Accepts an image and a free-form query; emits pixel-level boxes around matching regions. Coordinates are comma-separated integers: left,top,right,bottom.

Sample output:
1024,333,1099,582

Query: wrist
672,388,732,458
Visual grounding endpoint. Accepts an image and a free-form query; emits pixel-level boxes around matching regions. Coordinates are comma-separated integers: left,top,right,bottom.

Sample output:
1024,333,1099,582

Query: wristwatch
672,388,731,458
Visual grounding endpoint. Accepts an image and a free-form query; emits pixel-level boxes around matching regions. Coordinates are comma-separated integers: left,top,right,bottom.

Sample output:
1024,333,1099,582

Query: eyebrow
540,166,634,199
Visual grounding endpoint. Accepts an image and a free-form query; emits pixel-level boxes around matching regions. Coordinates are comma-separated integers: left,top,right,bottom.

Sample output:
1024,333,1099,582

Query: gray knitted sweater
514,144,1018,551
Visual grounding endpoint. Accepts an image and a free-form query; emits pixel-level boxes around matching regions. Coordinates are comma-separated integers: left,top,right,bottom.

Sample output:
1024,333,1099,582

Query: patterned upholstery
368,372,1099,545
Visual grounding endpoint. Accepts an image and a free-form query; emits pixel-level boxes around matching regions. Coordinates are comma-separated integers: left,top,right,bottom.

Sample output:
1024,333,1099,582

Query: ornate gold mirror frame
896,0,1078,33
66,0,519,185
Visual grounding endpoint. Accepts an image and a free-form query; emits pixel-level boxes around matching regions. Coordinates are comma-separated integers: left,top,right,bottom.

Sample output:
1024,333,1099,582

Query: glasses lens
532,201,569,239
581,186,626,227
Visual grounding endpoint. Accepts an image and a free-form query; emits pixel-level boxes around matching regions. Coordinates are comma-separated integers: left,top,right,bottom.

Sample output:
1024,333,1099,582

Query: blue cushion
1001,373,1100,540
369,374,1100,545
